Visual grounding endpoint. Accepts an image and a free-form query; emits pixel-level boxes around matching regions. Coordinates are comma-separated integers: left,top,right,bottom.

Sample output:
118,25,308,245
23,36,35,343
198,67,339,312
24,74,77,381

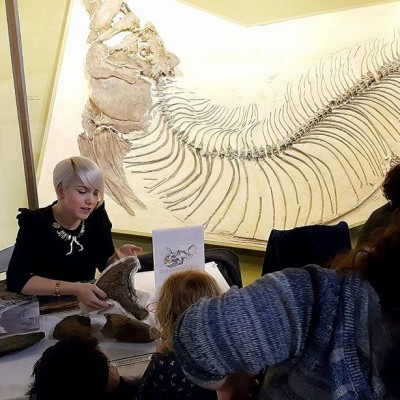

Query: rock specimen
52,314,91,340
101,313,159,343
0,331,45,357
0,280,40,335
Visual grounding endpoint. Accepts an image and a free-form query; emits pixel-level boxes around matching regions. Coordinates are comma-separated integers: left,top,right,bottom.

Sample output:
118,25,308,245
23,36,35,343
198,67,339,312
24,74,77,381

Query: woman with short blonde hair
7,155,141,309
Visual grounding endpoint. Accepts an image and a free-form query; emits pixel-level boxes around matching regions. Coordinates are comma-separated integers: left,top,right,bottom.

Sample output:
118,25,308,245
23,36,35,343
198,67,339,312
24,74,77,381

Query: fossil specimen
80,0,179,215
96,255,149,321
101,313,159,342
52,314,91,340
77,0,400,248
0,332,45,357
0,281,40,335
38,295,79,315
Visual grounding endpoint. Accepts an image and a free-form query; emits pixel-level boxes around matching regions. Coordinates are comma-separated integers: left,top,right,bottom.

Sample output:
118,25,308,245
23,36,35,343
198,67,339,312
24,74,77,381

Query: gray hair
53,156,105,206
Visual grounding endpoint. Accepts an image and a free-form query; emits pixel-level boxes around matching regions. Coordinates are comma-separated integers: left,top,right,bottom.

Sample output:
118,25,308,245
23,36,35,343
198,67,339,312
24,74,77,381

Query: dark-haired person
27,336,137,400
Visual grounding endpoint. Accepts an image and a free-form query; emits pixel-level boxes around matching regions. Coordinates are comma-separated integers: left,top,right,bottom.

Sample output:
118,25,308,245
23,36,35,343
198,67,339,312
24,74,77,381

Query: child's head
156,269,222,351
27,336,119,400
53,156,105,207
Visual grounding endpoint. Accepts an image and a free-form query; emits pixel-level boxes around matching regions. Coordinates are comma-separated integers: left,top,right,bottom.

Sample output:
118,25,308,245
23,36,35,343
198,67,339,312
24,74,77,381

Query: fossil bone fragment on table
101,313,159,342
0,332,45,357
53,314,91,340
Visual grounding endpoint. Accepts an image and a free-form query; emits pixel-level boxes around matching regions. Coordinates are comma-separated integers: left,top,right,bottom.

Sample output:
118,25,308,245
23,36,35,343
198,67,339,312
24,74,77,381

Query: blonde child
136,269,221,399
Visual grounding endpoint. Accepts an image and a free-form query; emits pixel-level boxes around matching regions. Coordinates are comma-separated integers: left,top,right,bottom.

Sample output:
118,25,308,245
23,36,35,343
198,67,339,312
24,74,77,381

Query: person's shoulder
277,264,343,295
272,264,336,281
301,264,342,282
252,267,322,301
16,204,53,226
302,264,349,301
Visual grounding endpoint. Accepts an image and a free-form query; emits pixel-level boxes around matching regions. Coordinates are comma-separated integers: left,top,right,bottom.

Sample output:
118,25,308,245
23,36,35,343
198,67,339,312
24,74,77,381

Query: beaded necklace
52,220,85,256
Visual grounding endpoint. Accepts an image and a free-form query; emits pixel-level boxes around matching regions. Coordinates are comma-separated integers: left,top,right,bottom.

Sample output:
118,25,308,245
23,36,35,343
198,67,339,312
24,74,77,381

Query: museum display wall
39,0,400,250
2,0,397,255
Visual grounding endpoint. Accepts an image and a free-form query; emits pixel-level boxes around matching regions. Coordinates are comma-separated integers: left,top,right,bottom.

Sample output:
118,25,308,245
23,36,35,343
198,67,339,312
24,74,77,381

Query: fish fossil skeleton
79,0,400,247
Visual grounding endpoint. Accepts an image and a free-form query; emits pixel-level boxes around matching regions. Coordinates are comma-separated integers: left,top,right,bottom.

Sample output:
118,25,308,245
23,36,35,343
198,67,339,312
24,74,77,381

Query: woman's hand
107,244,143,266
216,373,259,400
116,244,143,258
73,282,109,309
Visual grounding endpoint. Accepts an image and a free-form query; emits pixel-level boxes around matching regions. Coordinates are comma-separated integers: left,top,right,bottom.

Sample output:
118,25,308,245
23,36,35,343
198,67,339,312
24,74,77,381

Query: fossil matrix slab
38,0,400,249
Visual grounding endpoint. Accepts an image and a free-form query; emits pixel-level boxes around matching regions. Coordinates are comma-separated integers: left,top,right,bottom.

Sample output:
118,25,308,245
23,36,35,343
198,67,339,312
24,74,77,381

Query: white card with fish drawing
152,226,205,288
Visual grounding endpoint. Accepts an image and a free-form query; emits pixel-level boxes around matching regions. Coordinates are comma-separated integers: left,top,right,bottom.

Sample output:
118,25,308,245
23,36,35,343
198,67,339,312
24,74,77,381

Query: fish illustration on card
152,226,205,288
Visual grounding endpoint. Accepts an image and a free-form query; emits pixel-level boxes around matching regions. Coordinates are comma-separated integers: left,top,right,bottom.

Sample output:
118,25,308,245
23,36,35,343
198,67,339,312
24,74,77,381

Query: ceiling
178,0,396,26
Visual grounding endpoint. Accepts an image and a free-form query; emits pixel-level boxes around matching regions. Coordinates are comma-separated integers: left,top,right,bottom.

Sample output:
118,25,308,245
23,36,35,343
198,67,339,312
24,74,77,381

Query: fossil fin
78,129,147,215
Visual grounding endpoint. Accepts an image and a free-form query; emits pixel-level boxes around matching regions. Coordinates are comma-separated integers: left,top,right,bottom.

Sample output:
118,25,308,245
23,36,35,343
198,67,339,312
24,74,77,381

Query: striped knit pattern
173,265,391,399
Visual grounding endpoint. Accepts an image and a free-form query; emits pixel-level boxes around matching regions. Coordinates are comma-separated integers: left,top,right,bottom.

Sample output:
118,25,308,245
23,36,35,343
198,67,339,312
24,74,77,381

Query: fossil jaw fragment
95,255,149,321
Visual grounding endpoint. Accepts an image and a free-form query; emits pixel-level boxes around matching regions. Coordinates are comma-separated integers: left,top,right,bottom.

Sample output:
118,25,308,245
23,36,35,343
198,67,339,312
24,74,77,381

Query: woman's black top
6,202,115,292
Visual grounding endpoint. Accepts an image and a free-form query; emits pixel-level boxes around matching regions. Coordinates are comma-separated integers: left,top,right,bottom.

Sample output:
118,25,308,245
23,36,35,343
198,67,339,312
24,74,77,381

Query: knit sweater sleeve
173,267,315,387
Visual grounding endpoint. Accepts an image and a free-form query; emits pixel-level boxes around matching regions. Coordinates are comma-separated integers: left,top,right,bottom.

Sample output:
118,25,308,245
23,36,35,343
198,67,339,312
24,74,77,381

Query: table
0,263,229,400
0,311,157,400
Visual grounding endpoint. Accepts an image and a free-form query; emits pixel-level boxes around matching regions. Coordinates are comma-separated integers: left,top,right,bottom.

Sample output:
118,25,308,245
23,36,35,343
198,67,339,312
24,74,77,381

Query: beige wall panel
0,0,69,249
39,0,400,250
179,0,397,26
0,1,27,249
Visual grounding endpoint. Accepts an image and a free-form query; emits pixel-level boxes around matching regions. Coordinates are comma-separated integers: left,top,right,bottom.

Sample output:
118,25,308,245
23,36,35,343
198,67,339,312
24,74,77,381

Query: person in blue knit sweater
173,224,400,399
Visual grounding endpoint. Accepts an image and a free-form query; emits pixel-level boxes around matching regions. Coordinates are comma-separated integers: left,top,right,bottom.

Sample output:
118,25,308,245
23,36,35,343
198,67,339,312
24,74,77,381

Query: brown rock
0,332,45,357
101,313,160,343
53,314,91,340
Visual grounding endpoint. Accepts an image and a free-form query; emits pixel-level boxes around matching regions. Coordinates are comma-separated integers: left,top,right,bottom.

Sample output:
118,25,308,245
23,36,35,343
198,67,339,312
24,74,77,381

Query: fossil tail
78,129,147,215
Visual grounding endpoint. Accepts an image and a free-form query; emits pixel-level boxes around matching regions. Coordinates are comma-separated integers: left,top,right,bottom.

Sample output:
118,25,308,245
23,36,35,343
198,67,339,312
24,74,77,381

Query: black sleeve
6,209,41,292
95,203,115,272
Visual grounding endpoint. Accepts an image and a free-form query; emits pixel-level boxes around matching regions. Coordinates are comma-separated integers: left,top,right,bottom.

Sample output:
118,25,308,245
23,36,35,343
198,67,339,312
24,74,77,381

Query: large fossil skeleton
78,0,400,247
